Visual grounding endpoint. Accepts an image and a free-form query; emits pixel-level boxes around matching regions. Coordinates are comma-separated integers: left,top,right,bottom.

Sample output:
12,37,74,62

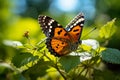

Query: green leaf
99,18,116,39
93,69,116,80
0,62,26,80
22,59,53,79
12,52,39,68
59,56,80,72
101,48,120,64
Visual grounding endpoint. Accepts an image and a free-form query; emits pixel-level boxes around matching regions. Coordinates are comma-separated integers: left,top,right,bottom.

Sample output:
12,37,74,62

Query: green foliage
60,56,80,72
101,48,120,64
23,58,53,80
12,52,39,68
99,18,116,39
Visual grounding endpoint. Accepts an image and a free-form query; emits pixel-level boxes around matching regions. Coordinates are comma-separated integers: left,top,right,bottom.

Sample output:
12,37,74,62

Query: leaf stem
55,63,67,80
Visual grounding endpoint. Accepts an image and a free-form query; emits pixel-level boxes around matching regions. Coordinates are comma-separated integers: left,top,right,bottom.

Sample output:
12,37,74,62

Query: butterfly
38,13,84,56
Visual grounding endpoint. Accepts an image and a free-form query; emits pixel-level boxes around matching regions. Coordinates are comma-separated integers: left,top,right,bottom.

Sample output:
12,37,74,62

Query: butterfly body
38,13,84,56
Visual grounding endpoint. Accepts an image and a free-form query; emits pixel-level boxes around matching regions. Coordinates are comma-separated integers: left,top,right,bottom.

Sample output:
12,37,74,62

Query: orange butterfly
38,13,84,56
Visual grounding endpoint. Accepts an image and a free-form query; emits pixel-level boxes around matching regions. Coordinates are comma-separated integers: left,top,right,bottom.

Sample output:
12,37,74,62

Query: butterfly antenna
82,27,97,38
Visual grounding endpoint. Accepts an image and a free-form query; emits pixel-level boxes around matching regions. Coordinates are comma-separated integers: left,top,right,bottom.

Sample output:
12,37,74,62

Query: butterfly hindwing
46,38,71,56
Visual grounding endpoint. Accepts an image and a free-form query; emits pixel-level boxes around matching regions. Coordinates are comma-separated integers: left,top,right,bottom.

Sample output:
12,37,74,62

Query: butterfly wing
66,13,84,42
46,38,72,56
38,15,71,56
38,13,84,56
38,15,61,37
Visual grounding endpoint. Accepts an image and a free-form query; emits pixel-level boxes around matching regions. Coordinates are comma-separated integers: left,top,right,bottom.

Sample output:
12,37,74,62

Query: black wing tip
38,15,43,23
77,12,84,18
38,15,45,20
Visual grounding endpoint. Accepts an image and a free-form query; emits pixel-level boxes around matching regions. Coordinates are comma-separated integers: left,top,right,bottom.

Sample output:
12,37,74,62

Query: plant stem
44,51,67,79
55,62,67,80
77,67,86,78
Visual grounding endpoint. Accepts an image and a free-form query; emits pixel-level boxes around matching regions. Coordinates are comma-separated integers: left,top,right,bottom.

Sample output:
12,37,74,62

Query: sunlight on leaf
43,52,57,63
46,67,64,80
0,62,13,70
98,47,106,53
3,40,23,48
81,44,92,51
99,18,116,39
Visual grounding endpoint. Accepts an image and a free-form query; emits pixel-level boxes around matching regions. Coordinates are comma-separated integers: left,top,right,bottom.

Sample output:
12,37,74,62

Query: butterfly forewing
66,13,84,31
38,15,62,37
66,13,84,41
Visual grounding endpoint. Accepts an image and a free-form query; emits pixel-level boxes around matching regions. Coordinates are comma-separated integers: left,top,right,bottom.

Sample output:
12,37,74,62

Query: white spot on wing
80,24,83,26
72,18,84,26
43,16,46,20
58,24,60,26
50,26,52,28
48,19,55,26
78,18,84,22
70,25,73,28
48,22,51,26
42,16,46,22
68,28,71,31
43,23,45,25
49,29,51,32
73,23,77,26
